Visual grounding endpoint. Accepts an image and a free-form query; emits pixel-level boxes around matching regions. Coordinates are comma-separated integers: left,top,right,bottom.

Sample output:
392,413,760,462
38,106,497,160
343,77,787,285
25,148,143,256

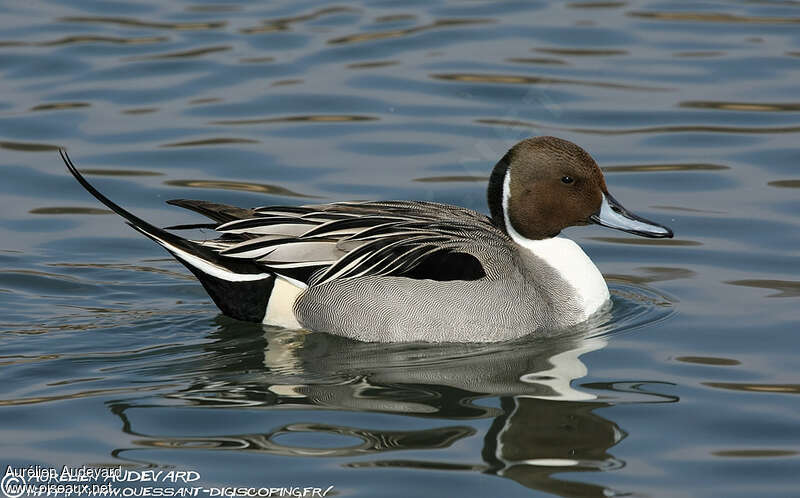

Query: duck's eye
561,176,574,184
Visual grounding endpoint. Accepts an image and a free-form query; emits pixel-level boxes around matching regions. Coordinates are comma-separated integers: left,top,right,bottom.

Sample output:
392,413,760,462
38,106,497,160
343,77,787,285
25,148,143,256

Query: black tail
61,149,276,322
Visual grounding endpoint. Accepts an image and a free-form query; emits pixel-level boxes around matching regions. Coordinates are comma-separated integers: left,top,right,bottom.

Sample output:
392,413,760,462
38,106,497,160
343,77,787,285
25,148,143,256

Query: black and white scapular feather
61,136,673,342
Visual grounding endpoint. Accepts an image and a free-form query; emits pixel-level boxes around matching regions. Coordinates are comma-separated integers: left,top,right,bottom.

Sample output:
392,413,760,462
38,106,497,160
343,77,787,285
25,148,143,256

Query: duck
61,136,672,342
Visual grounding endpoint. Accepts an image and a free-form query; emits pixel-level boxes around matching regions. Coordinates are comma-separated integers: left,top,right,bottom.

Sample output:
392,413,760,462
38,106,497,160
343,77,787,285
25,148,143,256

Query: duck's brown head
488,136,673,240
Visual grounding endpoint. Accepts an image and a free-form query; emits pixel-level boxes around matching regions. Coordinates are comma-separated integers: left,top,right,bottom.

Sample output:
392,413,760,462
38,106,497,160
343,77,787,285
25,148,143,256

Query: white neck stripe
501,165,524,241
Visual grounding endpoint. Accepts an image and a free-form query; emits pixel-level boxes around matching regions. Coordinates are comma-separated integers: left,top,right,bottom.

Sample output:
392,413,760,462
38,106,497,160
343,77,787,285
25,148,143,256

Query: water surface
1,0,799,496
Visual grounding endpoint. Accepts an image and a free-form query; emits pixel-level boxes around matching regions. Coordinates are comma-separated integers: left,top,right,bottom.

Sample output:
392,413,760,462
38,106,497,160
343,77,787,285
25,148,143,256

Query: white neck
502,170,610,319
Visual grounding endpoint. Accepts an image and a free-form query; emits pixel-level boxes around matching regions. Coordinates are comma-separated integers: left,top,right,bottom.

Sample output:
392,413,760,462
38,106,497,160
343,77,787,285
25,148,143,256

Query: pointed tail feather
61,149,280,322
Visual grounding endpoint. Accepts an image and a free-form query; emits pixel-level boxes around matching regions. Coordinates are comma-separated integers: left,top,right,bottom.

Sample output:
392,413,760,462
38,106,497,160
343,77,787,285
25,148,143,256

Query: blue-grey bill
590,193,673,238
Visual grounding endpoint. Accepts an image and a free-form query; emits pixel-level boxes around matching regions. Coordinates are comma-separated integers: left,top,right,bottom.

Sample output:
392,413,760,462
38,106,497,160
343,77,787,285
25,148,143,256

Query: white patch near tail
134,227,269,282
263,276,306,329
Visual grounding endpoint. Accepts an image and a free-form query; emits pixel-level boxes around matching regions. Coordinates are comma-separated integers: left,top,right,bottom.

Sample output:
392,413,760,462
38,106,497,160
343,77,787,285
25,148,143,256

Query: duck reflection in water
103,306,680,497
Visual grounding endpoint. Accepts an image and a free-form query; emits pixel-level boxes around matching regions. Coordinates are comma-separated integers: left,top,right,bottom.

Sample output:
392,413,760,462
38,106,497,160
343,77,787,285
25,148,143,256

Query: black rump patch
178,260,276,322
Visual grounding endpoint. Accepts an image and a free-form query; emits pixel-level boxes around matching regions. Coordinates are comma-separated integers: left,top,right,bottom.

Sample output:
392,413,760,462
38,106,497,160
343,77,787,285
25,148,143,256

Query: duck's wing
172,200,512,285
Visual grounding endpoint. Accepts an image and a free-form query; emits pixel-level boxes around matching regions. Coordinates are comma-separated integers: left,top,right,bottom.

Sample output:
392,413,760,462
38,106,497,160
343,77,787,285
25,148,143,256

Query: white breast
512,236,610,319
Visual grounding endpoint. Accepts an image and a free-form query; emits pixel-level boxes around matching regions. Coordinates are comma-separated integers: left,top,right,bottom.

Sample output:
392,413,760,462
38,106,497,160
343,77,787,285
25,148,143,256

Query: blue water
1,1,799,496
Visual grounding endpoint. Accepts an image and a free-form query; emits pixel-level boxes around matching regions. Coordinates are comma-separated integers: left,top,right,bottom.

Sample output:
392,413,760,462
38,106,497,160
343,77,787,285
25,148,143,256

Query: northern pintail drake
62,136,672,342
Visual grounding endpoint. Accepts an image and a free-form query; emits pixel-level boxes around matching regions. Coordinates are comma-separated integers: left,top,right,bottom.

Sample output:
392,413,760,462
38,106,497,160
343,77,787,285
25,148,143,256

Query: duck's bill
590,193,673,238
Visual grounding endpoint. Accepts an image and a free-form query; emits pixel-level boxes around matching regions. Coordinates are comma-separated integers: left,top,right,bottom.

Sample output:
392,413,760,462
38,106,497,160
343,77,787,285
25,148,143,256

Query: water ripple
567,1,627,8
29,102,90,112
240,7,359,35
768,180,800,188
628,11,800,24
703,382,800,394
725,279,800,298
160,138,260,148
29,207,112,215
0,35,168,47
433,72,670,91
680,101,800,112
133,423,474,457
0,140,60,152
603,163,729,173
59,16,226,30
126,46,232,61
328,19,493,45
210,115,377,125
478,118,800,135
164,179,318,198
0,383,177,406
533,47,628,56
